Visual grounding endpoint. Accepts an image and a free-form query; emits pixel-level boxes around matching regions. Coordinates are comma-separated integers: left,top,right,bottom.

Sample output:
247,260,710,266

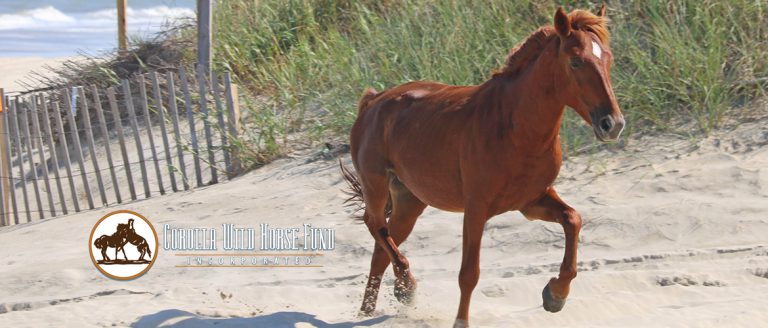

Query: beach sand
0,57,70,94
0,59,767,327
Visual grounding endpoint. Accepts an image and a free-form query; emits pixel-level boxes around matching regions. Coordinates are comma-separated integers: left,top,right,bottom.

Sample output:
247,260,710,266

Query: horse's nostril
599,117,613,132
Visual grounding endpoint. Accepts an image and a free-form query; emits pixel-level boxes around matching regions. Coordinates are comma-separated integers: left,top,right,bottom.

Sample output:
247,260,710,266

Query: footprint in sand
481,285,506,298
749,268,768,279
656,275,725,287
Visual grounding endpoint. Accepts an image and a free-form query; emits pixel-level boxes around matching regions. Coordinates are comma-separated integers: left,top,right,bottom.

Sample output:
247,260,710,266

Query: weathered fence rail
0,69,242,226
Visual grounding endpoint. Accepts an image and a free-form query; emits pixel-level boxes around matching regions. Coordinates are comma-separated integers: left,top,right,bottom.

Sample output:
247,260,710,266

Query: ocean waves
0,5,194,57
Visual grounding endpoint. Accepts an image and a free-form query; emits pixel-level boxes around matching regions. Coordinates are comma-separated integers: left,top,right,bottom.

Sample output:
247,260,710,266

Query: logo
164,223,335,268
88,210,159,280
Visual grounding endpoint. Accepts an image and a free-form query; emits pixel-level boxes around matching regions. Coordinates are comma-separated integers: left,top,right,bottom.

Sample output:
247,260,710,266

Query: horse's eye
570,57,584,69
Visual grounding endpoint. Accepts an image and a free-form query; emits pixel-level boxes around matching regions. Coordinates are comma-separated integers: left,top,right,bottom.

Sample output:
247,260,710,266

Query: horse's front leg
454,206,489,328
521,187,582,312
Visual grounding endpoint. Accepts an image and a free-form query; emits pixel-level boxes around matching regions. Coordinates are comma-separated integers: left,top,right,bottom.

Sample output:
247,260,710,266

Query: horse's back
350,81,477,210
351,80,473,162
358,81,471,114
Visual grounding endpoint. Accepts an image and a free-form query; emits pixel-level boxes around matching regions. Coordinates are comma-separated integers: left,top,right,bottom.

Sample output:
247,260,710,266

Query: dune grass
211,0,767,156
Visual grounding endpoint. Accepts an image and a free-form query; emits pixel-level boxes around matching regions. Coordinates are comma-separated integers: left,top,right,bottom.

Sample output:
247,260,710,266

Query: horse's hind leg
521,187,581,313
388,176,426,305
360,176,426,315
140,241,151,260
357,171,390,315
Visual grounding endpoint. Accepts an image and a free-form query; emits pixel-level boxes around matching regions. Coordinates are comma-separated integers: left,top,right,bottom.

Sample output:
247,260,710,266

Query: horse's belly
388,127,466,211
409,188,465,212
394,167,465,212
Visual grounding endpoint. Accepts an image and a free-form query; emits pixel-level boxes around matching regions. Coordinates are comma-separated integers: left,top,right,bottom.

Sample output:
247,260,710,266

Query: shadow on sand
131,309,391,328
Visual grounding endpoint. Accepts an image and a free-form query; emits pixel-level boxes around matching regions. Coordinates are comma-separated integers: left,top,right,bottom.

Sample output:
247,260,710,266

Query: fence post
10,99,31,222
179,67,203,187
92,86,121,204
18,97,45,220
0,89,7,225
223,72,241,177
51,101,80,212
39,94,68,215
78,87,108,206
196,65,217,184
107,87,136,200
151,72,177,192
117,0,128,52
21,98,45,220
30,96,56,217
2,92,20,224
122,80,151,198
165,71,189,191
211,72,230,177
63,89,94,210
138,75,165,194
197,0,213,78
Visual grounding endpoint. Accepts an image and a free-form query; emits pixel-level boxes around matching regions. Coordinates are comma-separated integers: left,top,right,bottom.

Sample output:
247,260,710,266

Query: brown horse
94,232,127,262
342,5,624,327
122,218,153,261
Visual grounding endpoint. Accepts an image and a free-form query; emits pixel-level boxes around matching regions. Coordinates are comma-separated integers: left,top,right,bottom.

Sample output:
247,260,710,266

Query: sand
0,59,767,327
0,57,71,94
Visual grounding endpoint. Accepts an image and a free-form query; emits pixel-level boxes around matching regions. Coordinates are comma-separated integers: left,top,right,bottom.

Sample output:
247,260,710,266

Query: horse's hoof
394,274,417,305
542,284,566,313
359,291,378,316
453,319,469,328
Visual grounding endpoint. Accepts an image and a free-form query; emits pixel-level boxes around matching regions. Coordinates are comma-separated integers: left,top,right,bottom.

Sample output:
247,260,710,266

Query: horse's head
94,235,107,248
116,223,132,238
553,6,625,142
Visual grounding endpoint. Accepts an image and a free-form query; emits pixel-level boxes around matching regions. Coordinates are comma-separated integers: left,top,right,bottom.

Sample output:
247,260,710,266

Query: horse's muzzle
592,114,625,142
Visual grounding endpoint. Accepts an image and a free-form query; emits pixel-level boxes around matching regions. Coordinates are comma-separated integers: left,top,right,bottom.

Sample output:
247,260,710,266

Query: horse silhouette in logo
94,219,152,264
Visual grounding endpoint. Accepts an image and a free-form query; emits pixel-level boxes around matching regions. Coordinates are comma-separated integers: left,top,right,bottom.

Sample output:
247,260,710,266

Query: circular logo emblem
88,210,159,280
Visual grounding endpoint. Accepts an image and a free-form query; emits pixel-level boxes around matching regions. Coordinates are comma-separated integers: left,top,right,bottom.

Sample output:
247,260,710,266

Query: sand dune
0,112,767,327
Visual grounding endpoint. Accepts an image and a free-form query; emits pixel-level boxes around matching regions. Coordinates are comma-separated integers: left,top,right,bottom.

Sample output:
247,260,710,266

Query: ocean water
0,0,196,57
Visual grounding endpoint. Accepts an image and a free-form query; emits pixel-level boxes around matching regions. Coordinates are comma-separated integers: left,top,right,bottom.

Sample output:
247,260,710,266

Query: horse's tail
339,160,392,221
357,88,379,114
145,242,152,258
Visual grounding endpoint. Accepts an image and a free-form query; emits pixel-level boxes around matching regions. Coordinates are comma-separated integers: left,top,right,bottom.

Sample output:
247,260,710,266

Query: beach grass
210,0,767,157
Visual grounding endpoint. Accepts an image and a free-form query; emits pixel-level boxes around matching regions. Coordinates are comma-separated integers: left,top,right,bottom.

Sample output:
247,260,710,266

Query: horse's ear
554,7,571,38
597,3,606,17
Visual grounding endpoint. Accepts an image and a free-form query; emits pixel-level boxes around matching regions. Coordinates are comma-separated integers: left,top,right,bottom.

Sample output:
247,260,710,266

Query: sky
0,0,197,57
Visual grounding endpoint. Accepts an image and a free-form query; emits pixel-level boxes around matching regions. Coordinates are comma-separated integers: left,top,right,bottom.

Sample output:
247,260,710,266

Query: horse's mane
495,9,609,78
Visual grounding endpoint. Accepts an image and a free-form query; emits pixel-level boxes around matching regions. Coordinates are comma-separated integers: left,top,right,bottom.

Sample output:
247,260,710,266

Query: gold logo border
88,210,160,280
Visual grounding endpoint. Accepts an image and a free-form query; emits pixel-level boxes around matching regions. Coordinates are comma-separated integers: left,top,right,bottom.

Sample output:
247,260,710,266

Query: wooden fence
0,68,242,226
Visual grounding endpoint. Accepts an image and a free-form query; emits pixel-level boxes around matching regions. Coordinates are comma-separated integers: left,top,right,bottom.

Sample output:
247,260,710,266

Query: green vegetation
214,0,767,156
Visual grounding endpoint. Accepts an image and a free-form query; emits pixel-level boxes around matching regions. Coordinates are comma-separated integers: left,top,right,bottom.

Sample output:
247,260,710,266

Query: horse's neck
477,47,566,150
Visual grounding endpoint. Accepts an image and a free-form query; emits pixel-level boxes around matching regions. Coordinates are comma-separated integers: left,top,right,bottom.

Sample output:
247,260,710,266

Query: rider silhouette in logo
94,218,153,264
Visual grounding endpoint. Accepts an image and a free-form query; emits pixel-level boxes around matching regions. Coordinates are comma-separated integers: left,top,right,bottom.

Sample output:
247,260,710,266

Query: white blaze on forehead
591,41,602,59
